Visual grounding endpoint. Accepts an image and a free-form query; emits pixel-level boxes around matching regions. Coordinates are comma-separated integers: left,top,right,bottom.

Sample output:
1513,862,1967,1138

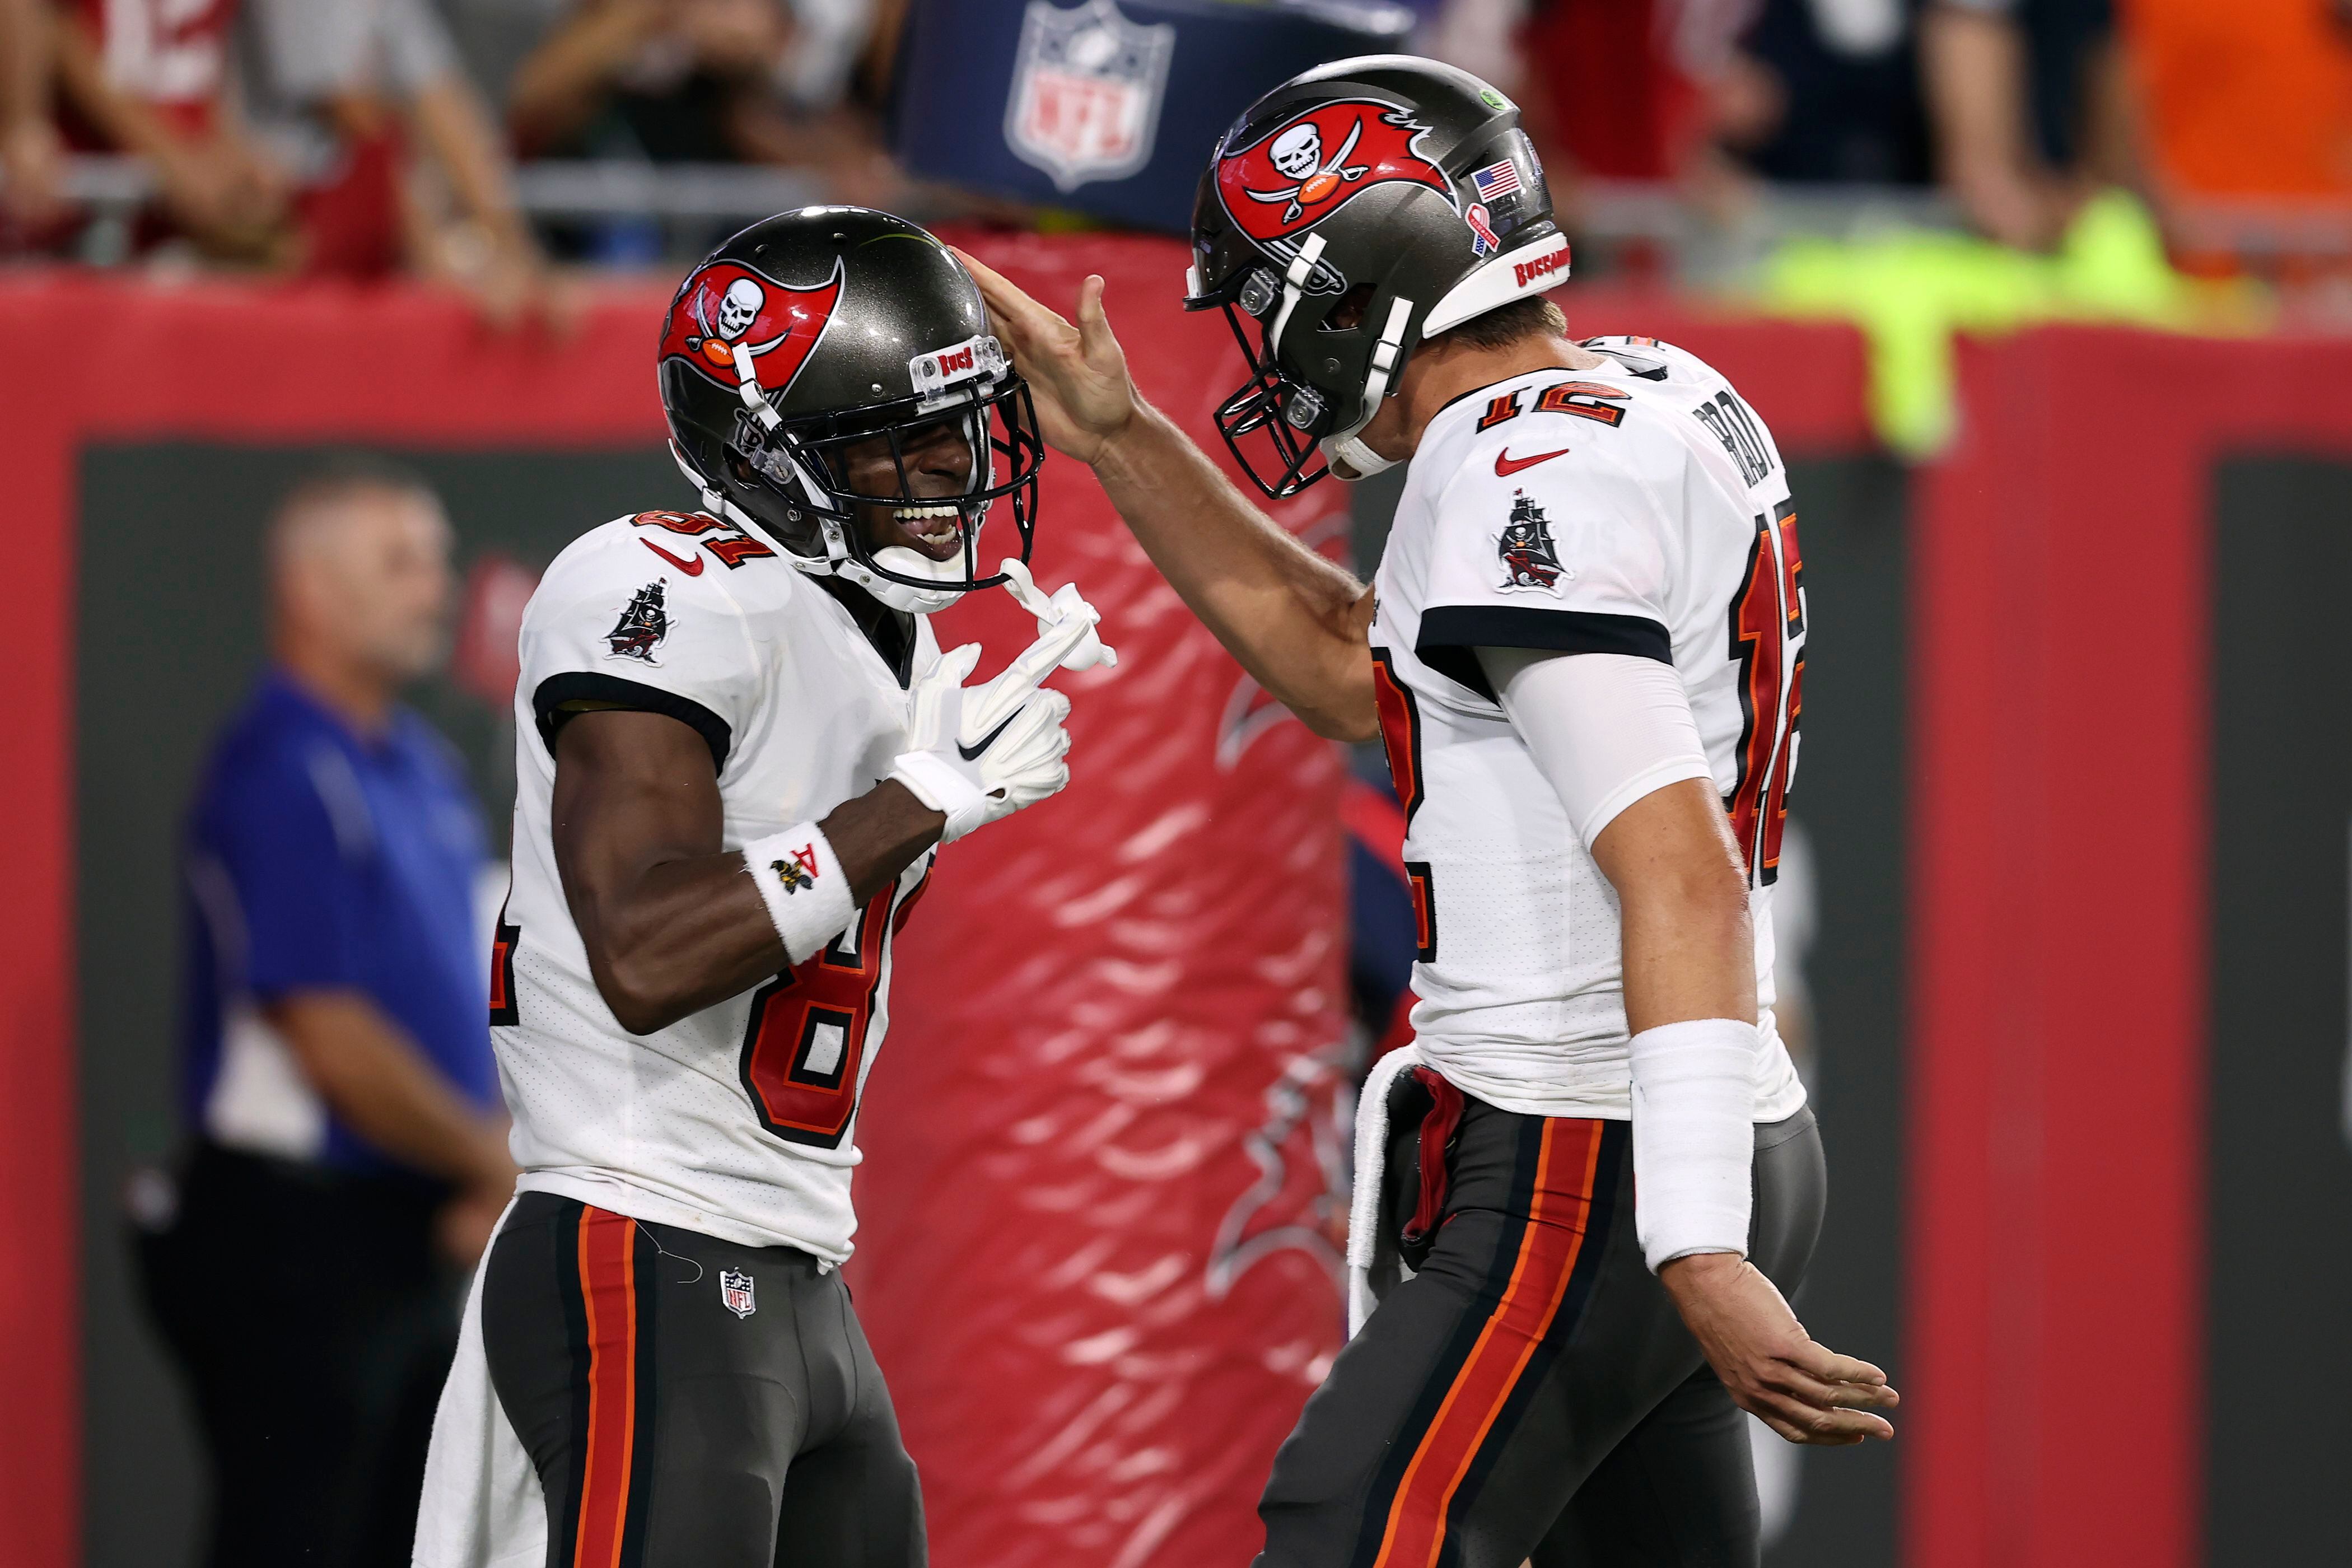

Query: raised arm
956,251,1378,741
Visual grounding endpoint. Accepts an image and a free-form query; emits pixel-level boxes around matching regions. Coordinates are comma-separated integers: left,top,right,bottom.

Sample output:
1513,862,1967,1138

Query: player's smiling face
839,417,978,563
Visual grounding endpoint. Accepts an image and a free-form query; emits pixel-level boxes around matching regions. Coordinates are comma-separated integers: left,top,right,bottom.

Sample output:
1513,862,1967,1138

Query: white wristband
743,824,856,965
1628,1018,1760,1273
888,750,988,843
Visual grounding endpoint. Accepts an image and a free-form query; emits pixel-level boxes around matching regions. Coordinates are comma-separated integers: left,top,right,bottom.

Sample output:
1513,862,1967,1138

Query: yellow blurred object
1759,191,2267,455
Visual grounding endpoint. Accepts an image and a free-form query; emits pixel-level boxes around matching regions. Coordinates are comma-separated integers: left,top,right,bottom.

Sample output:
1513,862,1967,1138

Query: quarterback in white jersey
1365,335,1808,1128
967,55,1896,1568
417,210,1112,1568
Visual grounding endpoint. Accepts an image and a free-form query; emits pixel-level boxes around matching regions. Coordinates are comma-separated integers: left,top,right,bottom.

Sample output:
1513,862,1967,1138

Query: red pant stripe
1371,1118,1607,1568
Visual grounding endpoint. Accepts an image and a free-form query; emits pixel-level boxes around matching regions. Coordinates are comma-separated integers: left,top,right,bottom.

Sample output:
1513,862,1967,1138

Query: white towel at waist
412,1199,544,1568
1346,1044,1425,1337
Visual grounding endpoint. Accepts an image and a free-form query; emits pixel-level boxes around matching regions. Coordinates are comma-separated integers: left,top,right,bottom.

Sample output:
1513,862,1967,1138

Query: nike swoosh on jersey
641,539,706,576
1494,446,1572,477
956,711,1019,762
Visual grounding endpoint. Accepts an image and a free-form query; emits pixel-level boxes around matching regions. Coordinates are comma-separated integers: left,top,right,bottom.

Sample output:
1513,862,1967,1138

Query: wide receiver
415,208,1110,1568
964,57,1896,1567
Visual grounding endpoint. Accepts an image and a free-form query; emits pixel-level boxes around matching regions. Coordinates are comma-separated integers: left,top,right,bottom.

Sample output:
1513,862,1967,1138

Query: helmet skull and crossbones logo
1215,102,1455,245
662,258,846,395
686,274,785,370
716,278,764,339
1249,115,1372,225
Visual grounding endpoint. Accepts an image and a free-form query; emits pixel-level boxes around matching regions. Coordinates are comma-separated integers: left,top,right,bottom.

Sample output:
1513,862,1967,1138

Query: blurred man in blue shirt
140,460,517,1568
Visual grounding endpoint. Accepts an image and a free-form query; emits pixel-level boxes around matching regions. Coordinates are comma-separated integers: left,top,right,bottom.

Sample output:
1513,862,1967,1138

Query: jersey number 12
1726,500,1804,885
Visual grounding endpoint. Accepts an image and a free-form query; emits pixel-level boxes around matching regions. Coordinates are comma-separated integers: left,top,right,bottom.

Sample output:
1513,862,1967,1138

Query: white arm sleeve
1480,646,1756,1271
1477,648,1715,848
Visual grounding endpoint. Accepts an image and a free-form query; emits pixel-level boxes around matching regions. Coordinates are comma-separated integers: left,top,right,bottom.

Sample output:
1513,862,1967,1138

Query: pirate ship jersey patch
606,580,671,663
1496,491,1568,593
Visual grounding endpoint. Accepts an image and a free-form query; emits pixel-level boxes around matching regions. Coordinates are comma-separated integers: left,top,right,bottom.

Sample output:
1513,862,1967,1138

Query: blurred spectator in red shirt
0,0,67,228
48,0,294,263
235,0,557,322
1920,0,2137,248
1427,0,1709,184
1422,0,1761,238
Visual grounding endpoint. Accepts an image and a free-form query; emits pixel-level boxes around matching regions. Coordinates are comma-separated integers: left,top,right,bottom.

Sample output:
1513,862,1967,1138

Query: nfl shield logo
1004,0,1177,193
720,1268,756,1319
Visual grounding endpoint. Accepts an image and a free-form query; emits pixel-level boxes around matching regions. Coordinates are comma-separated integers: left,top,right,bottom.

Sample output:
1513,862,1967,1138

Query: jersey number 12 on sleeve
1726,500,1804,886
738,874,923,1149
1371,647,1438,961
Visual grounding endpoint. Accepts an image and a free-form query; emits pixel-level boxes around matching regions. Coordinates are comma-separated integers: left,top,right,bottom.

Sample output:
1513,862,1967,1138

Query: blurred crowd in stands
1,0,2347,315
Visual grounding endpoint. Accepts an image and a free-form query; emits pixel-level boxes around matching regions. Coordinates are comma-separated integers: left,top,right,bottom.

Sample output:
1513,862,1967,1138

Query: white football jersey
492,507,939,1264
1369,337,1808,1122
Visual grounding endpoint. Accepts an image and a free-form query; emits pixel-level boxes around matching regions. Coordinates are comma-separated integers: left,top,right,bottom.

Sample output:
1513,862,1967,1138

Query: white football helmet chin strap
1318,294,1416,482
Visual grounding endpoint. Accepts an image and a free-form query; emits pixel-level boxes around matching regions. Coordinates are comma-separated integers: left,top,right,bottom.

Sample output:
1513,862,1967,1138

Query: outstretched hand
951,247,1141,465
1660,1252,1900,1445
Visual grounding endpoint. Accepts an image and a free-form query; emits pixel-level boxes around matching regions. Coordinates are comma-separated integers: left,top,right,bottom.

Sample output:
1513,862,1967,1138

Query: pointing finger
1786,1341,1892,1390
1001,606,1099,689
998,557,1053,619
950,247,1066,345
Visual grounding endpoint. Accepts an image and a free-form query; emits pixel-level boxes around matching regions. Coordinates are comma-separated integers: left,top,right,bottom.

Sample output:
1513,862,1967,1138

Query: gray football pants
1256,1080,1826,1568
482,1192,923,1568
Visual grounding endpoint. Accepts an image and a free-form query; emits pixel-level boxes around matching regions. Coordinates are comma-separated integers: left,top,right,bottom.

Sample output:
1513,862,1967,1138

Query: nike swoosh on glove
888,642,1074,844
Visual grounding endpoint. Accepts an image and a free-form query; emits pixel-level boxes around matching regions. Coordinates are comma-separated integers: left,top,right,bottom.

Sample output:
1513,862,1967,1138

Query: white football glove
889,641,1074,844
998,558,1118,673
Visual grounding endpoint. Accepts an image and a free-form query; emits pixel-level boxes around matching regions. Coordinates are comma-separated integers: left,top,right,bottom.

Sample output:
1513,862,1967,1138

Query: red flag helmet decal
1214,99,1455,245
660,258,843,398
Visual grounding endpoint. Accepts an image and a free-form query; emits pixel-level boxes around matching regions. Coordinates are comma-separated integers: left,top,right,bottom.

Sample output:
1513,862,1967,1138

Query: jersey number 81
737,876,922,1149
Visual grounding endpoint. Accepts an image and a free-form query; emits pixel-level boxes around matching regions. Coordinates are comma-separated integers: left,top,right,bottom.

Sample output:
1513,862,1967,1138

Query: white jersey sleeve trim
1481,648,1715,848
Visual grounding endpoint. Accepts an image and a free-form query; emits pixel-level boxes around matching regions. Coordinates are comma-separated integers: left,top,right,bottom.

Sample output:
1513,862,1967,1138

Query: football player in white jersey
420,210,1111,1568
963,58,1896,1568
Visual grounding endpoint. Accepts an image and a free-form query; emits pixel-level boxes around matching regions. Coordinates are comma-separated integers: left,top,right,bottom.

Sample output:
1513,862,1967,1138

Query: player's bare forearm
1092,403,1378,740
552,710,942,1034
953,248,1376,740
1589,777,1757,1033
1592,778,1900,1442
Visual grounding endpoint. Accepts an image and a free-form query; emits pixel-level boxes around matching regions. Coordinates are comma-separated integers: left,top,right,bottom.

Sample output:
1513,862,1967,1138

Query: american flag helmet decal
1470,158,1522,200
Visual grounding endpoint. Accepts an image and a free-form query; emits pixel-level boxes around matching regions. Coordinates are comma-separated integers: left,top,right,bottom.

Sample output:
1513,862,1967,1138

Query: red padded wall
853,234,1354,1568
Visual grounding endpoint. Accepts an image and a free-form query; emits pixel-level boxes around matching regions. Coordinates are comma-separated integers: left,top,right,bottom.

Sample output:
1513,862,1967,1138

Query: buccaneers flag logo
1215,100,1455,245
660,258,842,397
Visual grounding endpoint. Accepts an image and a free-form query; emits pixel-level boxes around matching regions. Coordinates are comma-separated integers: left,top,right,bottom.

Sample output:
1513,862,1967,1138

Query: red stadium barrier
1910,327,2352,1568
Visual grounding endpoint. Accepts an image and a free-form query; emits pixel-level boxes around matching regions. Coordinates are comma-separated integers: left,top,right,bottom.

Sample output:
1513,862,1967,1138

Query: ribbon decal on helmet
1464,202,1500,256
1214,100,1455,245
661,258,844,399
